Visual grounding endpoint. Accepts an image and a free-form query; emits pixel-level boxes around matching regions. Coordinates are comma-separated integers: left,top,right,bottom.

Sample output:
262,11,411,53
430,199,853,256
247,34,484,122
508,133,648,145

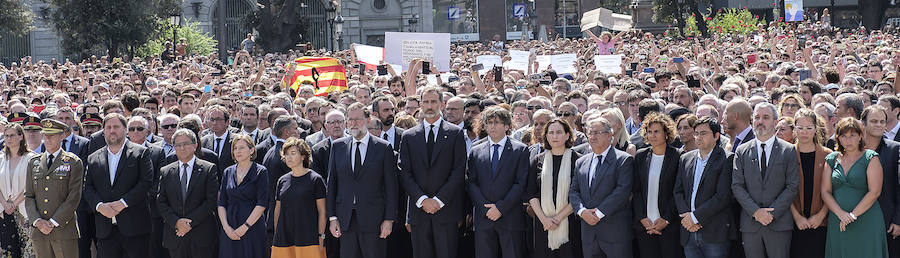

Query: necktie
47,153,54,168
62,139,69,152
354,141,362,175
760,143,768,178
382,132,389,140
215,138,222,155
491,144,500,177
181,164,189,200
592,155,603,187
427,125,436,158
732,138,740,152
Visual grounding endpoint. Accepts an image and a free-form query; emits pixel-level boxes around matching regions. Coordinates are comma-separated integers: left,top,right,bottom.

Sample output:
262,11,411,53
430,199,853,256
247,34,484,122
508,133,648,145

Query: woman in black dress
271,138,327,258
527,118,582,258
218,134,268,258
789,108,830,258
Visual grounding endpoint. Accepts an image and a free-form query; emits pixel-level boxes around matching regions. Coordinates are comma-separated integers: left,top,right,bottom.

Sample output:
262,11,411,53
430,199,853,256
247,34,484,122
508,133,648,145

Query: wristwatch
318,233,326,239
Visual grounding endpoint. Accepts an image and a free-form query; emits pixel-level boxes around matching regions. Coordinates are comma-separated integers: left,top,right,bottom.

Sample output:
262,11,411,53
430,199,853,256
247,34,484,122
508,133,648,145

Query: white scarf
541,149,572,250
0,152,34,218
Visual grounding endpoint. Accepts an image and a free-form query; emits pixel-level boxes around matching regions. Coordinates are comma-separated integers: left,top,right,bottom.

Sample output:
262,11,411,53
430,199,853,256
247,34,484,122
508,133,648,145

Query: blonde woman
599,108,636,155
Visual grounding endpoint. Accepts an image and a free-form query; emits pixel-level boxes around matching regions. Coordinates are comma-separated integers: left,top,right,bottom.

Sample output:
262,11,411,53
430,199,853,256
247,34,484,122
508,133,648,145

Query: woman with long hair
0,123,36,257
788,109,830,258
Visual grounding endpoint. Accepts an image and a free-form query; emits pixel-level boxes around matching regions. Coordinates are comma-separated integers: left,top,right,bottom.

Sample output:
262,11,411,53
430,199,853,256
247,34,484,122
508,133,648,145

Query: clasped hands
34,219,54,235
484,204,503,221
176,218,193,237
0,199,16,215
753,208,776,226
223,223,248,240
580,209,601,226
640,218,670,235
836,210,857,232
97,201,126,219
679,212,702,232
421,198,442,214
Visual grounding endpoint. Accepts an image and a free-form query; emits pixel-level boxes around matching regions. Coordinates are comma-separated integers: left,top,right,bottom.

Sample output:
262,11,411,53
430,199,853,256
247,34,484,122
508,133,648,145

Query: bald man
722,99,754,153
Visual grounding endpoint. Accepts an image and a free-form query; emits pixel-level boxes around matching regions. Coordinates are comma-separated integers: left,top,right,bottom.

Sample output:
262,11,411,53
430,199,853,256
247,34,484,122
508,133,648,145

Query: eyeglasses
209,117,226,123
557,112,575,117
128,127,145,132
693,131,712,137
782,103,801,109
526,105,543,111
325,120,345,125
174,142,195,148
161,124,178,130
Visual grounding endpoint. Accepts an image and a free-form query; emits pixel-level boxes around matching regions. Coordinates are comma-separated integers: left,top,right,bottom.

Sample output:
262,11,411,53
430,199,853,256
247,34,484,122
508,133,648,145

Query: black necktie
592,155,602,187
427,125,436,158
760,143,768,178
215,138,222,155
47,154,54,168
354,141,362,175
62,139,69,152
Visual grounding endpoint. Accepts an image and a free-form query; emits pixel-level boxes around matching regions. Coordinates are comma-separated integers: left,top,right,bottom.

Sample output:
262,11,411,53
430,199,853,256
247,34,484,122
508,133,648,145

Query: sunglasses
557,112,575,117
526,105,543,111
161,124,178,129
128,127,145,132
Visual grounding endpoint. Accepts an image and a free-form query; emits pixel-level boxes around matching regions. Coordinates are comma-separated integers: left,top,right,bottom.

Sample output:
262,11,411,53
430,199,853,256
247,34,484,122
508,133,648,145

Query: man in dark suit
399,87,467,258
373,95,411,258
83,113,154,258
860,105,900,255
876,95,900,142
327,103,399,258
127,115,170,258
673,116,735,258
732,103,798,258
569,117,634,258
465,106,529,258
157,128,219,258
200,105,236,173
255,108,290,164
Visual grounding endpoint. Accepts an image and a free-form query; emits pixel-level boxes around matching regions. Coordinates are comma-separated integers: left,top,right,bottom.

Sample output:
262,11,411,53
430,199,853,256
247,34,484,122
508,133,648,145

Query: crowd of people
1,14,900,258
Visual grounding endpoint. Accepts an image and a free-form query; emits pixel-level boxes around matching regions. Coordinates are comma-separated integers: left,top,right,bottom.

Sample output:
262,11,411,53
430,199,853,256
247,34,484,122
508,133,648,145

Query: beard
382,115,395,126
423,108,439,119
349,127,366,138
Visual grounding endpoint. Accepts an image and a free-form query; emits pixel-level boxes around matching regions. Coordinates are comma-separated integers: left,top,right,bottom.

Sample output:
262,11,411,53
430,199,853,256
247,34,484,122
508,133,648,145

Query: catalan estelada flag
283,57,347,96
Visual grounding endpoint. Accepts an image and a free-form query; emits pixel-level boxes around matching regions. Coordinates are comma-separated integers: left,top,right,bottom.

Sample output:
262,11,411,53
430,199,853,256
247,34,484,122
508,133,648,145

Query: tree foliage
652,0,711,37
245,0,310,53
0,0,35,38
135,20,218,58
48,0,180,59
686,8,761,36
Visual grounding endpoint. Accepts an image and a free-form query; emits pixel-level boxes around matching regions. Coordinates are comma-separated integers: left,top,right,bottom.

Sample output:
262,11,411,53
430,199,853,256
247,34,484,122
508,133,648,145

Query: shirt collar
107,143,125,156
382,125,396,138
178,156,197,169
423,116,444,129
243,128,258,136
65,133,75,143
756,135,776,149
353,133,371,145
48,147,63,160
145,134,154,143
488,136,508,148
594,145,612,160
215,130,229,140
890,122,900,136
697,149,713,162
736,126,753,141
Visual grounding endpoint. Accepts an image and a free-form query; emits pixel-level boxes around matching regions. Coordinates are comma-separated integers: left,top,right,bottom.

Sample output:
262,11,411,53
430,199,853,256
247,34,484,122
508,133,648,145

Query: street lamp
409,14,419,32
326,2,337,51
170,12,182,48
334,15,344,50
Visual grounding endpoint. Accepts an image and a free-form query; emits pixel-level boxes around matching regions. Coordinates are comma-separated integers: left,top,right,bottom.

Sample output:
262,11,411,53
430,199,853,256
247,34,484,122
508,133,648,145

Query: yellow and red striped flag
283,57,347,96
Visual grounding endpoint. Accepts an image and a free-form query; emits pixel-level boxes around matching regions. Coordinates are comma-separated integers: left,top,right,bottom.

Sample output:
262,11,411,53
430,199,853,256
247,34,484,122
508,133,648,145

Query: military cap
80,113,102,126
6,112,27,125
41,119,68,135
23,114,41,130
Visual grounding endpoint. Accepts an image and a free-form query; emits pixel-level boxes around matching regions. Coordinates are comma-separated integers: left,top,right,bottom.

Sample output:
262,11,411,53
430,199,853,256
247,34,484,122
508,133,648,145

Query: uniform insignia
33,159,39,166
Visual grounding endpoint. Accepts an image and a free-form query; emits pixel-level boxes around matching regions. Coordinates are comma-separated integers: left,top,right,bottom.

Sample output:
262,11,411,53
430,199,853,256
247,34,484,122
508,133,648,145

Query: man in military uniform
25,119,84,258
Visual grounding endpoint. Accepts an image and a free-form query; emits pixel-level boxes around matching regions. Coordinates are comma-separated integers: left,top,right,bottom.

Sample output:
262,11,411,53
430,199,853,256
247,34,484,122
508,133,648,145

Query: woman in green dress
822,117,888,258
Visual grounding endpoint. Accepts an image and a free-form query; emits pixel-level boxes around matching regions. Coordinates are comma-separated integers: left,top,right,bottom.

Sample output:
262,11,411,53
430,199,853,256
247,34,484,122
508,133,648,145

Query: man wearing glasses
126,116,169,258
200,105,235,178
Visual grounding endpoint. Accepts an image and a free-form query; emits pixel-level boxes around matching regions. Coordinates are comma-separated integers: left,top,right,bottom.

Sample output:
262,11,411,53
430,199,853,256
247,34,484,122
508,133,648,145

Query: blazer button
44,199,48,203
43,211,47,214
44,187,48,191
45,176,49,180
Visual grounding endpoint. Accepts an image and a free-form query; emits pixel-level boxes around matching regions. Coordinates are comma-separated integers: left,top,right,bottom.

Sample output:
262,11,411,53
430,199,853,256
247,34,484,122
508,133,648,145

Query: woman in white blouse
0,123,36,257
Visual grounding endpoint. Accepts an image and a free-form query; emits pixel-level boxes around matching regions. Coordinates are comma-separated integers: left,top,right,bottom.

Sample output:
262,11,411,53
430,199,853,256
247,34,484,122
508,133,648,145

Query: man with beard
372,96,411,258
327,103,399,258
722,99,754,153
83,113,154,258
400,86,467,258
732,103,798,258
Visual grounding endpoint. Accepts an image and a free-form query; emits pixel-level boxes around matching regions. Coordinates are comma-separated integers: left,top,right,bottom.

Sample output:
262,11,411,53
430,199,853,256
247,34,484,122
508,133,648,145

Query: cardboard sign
385,32,451,72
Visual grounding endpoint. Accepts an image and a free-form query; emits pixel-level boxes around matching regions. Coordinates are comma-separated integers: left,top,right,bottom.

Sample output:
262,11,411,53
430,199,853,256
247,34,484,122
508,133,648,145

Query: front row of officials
17,91,893,258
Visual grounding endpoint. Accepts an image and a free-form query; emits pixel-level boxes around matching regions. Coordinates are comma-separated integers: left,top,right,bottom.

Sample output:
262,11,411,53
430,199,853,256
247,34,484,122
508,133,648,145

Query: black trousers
168,243,214,258
150,216,170,258
341,210,386,258
387,222,412,258
96,226,149,258
410,218,458,258
634,225,684,258
76,209,95,258
473,227,525,258
888,231,900,258
325,231,341,258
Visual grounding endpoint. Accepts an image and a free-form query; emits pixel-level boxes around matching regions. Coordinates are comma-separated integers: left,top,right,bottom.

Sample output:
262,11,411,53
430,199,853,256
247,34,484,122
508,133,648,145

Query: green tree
653,0,710,37
0,0,34,38
244,0,312,53
135,20,218,58
48,0,180,59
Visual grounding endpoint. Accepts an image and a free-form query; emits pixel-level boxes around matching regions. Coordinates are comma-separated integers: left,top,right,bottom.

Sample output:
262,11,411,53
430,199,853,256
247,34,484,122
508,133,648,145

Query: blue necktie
491,144,500,177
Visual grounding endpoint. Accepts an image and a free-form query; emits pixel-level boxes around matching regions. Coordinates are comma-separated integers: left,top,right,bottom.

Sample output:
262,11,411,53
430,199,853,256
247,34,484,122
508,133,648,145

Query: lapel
660,147,678,184
762,140,781,183
430,121,447,164
490,140,515,181
97,148,111,188
185,161,203,199
577,157,591,198
353,137,377,180
590,149,616,193
111,143,130,187
697,148,721,191
685,151,699,191
748,141,763,184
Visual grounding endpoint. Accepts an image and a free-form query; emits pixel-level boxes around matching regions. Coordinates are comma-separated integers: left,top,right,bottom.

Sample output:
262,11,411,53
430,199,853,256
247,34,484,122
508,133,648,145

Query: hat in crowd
81,113,103,126
825,83,841,91
41,119,68,135
6,112,28,125
23,114,42,130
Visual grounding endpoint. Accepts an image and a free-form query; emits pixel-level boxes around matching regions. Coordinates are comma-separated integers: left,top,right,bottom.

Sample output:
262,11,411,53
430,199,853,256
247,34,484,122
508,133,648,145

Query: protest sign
593,55,623,74
385,32,451,71
475,55,502,74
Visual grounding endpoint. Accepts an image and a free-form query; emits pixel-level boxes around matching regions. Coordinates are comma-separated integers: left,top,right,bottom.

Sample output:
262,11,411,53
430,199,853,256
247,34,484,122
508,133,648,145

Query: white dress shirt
887,122,900,140
178,157,197,191
733,126,753,147
213,130,230,156
488,136,508,160
755,136,776,170
351,133,370,171
415,118,446,209
381,125,397,148
690,150,713,223
100,144,128,224
647,153,664,222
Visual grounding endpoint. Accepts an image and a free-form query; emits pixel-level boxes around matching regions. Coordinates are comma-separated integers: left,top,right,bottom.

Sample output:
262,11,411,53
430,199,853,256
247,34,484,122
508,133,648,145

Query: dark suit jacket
877,139,900,226
729,129,755,152
142,143,167,219
255,137,275,165
572,143,592,156
326,135,399,232
148,134,163,144
83,141,154,238
731,137,799,232
631,146,681,231
466,138,530,231
67,134,91,161
399,121,467,225
569,146,634,243
311,139,333,182
673,146,735,245
87,130,106,156
157,158,219,249
263,140,290,232
201,131,236,176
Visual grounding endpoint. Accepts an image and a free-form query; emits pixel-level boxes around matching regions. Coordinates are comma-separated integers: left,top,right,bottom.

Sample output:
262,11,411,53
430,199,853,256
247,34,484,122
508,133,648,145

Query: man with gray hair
835,92,864,120
732,102,799,258
126,115,169,258
814,102,839,149
569,117,634,257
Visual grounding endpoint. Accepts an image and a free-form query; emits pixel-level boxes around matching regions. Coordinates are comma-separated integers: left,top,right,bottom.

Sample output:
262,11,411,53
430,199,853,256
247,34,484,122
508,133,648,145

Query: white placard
535,54,577,74
594,55,623,75
580,7,632,31
385,32,451,72
506,50,531,72
475,55,502,74
353,44,384,65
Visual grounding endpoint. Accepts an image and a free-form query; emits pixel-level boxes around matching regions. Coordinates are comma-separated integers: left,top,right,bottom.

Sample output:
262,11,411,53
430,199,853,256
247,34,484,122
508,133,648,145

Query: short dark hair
102,113,127,128
637,99,662,121
694,116,722,143
281,137,312,168
541,118,575,150
121,91,140,112
480,106,513,134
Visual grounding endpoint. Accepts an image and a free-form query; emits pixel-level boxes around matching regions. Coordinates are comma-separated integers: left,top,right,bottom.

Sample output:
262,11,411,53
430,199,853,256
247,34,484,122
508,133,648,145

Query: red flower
755,15,759,19
738,20,743,23
692,13,696,17
731,25,735,29
706,17,713,21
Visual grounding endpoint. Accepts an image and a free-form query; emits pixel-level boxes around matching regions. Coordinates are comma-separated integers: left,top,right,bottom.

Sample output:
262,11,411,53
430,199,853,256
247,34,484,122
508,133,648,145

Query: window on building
433,0,480,41
555,0,579,27
505,0,534,40
374,0,386,9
